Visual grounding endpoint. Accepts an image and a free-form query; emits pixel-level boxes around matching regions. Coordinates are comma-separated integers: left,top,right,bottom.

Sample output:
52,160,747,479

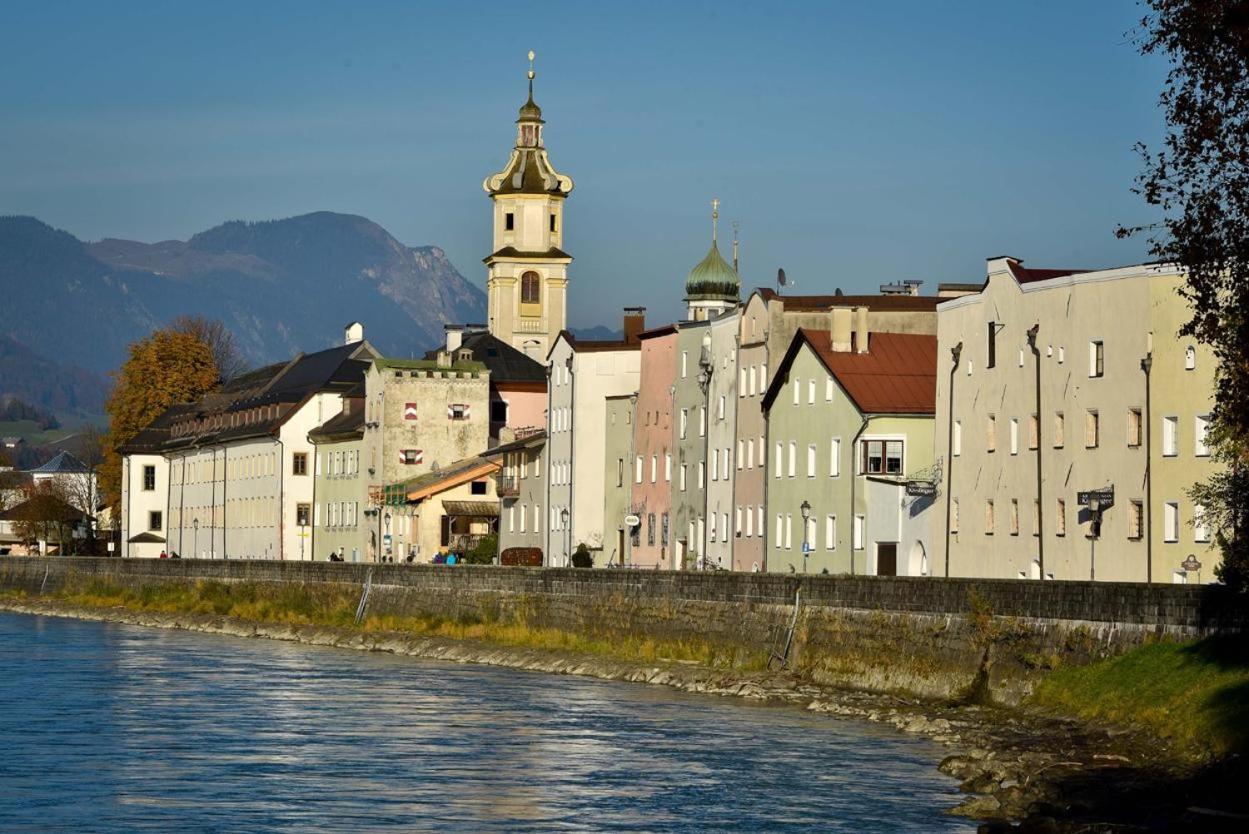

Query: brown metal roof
1003,259,1088,286
765,329,937,415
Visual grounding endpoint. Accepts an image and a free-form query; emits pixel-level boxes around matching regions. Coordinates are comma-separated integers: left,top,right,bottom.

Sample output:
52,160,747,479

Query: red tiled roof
767,329,937,415
752,288,941,311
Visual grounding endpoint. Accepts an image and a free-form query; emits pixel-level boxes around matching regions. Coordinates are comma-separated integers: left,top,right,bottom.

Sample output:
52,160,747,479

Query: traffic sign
624,514,641,527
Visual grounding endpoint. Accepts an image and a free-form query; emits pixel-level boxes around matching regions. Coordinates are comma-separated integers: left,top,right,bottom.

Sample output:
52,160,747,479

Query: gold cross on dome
528,50,536,80
711,198,720,242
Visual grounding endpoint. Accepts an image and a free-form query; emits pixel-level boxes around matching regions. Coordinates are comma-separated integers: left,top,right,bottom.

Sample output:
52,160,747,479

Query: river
0,612,970,832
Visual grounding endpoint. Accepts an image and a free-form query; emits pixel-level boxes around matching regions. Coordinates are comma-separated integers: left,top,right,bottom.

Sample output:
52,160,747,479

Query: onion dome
685,200,740,301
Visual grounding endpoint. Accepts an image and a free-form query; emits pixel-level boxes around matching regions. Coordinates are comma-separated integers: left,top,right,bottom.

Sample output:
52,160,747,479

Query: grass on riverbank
1030,636,1249,761
2,579,768,673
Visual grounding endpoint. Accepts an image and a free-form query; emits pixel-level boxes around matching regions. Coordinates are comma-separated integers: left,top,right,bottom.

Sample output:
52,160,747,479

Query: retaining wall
2,558,1243,705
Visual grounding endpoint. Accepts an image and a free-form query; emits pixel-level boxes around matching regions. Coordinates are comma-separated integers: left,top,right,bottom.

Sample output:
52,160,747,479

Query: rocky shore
1,597,1234,833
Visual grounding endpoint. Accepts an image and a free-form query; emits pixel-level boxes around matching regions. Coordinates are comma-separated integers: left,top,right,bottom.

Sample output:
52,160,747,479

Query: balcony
495,473,520,497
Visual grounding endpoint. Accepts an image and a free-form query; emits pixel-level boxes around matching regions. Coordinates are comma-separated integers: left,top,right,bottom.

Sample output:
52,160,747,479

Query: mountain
0,336,107,416
570,325,623,341
0,212,486,412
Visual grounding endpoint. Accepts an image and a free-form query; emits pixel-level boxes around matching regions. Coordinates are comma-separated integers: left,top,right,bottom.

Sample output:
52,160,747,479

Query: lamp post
384,511,392,562
560,507,570,566
1087,495,1101,582
192,517,199,560
299,522,307,562
800,500,811,573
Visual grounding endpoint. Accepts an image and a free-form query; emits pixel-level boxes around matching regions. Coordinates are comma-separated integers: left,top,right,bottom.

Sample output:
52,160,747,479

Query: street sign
802,542,812,554
1182,555,1202,572
905,481,937,497
1077,486,1115,509
624,514,640,527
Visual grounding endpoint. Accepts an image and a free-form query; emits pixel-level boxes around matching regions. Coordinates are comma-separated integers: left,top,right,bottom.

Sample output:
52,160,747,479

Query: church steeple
481,52,575,360
684,198,741,322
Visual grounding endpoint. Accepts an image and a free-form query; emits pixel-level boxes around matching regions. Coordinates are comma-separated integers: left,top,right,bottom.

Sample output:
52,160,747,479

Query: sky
0,1,1168,329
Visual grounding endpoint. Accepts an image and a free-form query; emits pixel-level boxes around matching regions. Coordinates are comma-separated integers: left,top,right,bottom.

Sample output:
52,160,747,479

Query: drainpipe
566,354,575,568
544,362,553,566
308,441,317,562
1141,350,1153,583
944,342,962,578
277,437,285,560
1027,325,1044,580
179,455,187,557
222,446,228,560
848,417,869,575
626,392,638,566
211,446,217,559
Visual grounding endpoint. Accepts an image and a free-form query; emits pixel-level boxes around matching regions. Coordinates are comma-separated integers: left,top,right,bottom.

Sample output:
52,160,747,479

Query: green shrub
463,534,497,565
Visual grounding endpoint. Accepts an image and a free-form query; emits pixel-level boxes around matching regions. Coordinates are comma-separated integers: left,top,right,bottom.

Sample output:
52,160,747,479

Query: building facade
308,393,366,562
671,320,710,569
630,326,678,568
485,431,546,559
602,395,635,566
933,257,1220,583
705,308,741,569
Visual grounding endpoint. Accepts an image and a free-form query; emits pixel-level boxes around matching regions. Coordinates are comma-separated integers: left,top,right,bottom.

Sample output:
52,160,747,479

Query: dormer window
1185,345,1196,370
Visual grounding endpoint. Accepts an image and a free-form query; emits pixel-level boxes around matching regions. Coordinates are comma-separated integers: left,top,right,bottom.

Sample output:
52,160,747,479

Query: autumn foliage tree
1124,0,1249,587
101,329,219,511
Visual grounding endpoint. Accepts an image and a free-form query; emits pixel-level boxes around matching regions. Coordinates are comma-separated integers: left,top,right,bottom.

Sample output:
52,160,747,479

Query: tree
171,315,249,383
100,329,219,511
10,479,83,554
1123,1,1249,586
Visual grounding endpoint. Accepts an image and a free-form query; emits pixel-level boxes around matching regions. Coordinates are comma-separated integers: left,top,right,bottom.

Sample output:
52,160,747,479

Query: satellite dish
777,268,788,288
834,288,844,296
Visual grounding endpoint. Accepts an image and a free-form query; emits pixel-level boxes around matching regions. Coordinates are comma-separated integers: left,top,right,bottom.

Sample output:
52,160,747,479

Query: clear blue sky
0,0,1166,329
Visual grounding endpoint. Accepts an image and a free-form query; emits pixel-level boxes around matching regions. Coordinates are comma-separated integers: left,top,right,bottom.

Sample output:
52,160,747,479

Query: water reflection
0,613,970,832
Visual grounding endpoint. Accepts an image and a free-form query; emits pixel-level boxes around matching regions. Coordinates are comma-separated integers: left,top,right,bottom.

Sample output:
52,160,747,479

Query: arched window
521,271,541,305
1185,345,1196,371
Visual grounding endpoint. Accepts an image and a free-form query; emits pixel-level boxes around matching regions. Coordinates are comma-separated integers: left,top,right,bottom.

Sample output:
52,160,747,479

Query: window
470,480,487,496
1053,412,1065,448
774,442,783,478
825,376,834,401
679,409,688,439
952,421,962,457
647,513,656,546
861,440,904,475
1195,504,1210,542
825,515,837,550
664,453,672,482
650,454,657,484
746,506,754,537
987,414,996,452
1185,345,1196,370
807,378,816,405
761,363,768,387
1010,418,1019,455
1085,410,1100,449
709,513,717,543
449,404,470,420
1195,414,1211,457
1164,502,1180,543
699,407,706,437
1028,415,1038,450
985,500,995,535
853,515,864,550
987,321,997,368
718,395,726,420
722,447,730,480
549,213,557,233
792,377,800,405
1018,347,1025,368
635,456,643,484
711,449,719,481
505,212,515,230
401,449,422,465
142,465,156,491
785,514,793,549
1127,408,1142,448
681,352,688,378
737,440,744,470
616,458,624,488
807,443,817,478
296,503,311,527
748,366,757,396
775,514,784,548
951,499,959,534
679,464,688,492
1128,500,1144,540
521,271,541,304
148,511,162,532
292,452,308,476
1162,415,1178,457
698,461,705,488
735,507,742,536
1032,500,1040,537
1056,499,1066,536
787,441,797,477
829,437,841,477
1010,499,1020,536
757,506,764,538
1089,340,1104,378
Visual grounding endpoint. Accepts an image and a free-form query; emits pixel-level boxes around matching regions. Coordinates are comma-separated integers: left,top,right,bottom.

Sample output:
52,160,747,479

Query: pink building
630,325,677,568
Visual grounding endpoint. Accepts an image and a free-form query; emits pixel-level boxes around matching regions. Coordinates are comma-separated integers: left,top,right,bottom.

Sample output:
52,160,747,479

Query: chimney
344,321,364,345
623,307,646,344
830,307,853,352
445,324,465,353
854,305,870,353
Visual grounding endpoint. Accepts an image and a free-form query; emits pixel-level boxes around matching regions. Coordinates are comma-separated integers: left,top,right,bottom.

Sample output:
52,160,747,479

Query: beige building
388,456,500,561
482,58,574,361
934,257,1220,583
483,430,546,561
363,353,490,561
308,390,366,562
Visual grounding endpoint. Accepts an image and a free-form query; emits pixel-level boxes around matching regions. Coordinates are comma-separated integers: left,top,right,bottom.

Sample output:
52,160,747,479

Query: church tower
482,52,575,360
684,199,740,321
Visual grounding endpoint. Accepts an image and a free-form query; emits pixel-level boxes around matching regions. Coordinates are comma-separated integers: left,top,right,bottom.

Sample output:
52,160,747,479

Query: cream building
545,310,645,565
482,54,574,360
934,257,1220,583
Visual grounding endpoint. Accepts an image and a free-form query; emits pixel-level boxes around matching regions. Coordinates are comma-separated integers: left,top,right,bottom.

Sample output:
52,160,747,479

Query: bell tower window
549,213,557,233
505,212,515,231
521,271,541,307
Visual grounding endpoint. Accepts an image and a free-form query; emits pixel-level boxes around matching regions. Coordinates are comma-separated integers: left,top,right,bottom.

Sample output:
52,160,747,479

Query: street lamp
384,511,392,561
192,517,199,560
560,507,570,566
800,500,812,573
1086,494,1102,581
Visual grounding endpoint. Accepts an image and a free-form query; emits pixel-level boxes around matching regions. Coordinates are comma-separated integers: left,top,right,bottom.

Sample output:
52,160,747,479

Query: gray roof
425,331,546,384
28,450,89,474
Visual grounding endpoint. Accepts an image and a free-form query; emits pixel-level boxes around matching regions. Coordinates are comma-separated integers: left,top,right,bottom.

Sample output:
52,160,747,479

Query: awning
442,500,499,518
127,532,167,544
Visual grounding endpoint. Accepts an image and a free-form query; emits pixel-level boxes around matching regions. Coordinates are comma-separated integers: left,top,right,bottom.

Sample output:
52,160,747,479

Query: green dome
685,240,740,300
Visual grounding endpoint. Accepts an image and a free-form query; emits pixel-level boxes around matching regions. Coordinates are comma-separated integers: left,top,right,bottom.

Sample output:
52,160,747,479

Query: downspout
543,361,554,566
944,342,962,577
211,447,217,559
1141,350,1153,583
122,457,129,558
626,392,638,566
277,437,285,560
762,397,770,573
566,355,575,567
308,440,317,562
222,446,228,560
1027,325,1044,579
849,417,869,575
179,455,187,557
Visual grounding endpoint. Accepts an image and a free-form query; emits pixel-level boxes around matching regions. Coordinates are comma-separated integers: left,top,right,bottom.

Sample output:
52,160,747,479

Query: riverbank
3,589,1239,833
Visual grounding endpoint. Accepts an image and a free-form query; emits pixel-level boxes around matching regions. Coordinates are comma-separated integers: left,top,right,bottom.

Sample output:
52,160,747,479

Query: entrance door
876,543,898,577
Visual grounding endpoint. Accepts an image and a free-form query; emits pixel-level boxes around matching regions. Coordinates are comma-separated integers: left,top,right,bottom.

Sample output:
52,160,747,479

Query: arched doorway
908,540,928,576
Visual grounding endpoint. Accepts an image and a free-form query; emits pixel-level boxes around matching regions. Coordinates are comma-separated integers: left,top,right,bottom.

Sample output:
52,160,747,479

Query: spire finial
711,198,720,243
732,220,740,273
527,50,536,97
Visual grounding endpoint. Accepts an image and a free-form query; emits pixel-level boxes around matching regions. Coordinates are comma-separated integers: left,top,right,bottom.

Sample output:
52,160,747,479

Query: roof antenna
732,221,740,274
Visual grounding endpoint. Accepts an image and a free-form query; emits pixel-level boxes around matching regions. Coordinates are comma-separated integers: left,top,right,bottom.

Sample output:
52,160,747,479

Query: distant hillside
0,335,109,415
0,212,486,414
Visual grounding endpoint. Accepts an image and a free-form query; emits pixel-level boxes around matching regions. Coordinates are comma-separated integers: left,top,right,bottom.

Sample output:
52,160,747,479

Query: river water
0,612,970,832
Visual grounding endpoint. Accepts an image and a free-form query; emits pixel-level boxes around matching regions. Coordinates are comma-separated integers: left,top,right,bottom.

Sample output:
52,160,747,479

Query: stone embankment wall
2,558,1243,705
